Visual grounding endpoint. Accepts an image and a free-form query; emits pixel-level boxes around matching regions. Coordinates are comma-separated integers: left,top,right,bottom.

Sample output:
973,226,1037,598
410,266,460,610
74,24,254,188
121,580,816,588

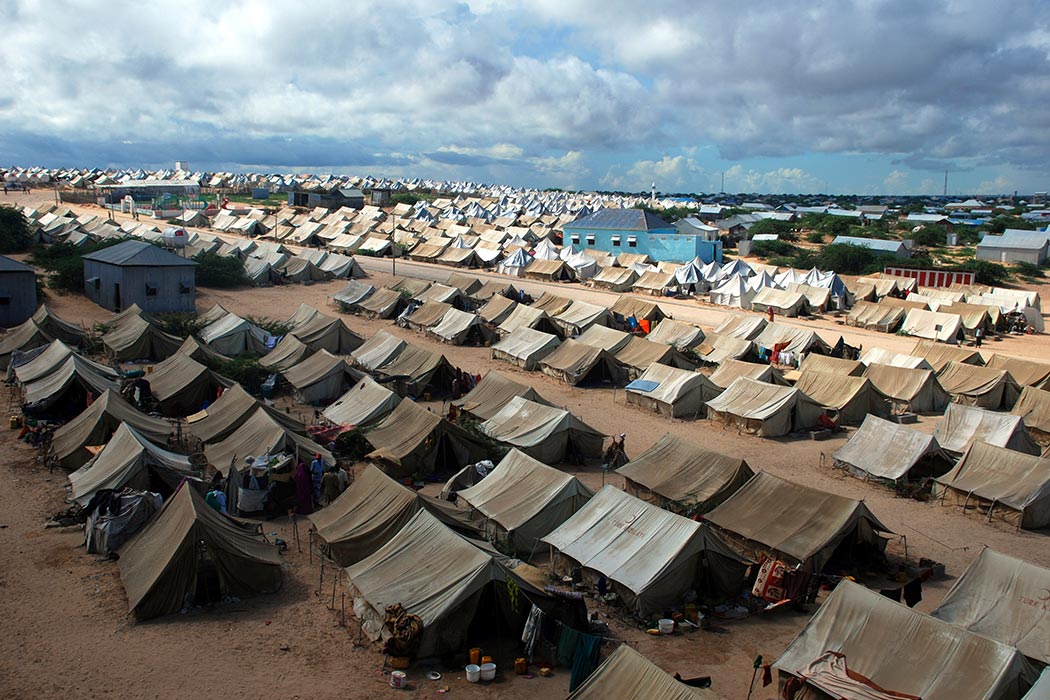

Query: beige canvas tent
845,300,906,332
403,300,452,332
496,304,557,337
833,415,952,485
860,346,933,370
355,287,404,319
455,449,593,552
280,349,360,405
285,306,363,354
625,362,721,419
608,295,666,331
577,324,632,353
453,371,551,420
933,441,1050,530
753,322,831,355
705,377,824,437
372,343,454,396
751,287,807,317
937,360,1020,410
713,314,767,340
491,327,562,370
934,403,1041,456
987,355,1050,389
259,334,314,371
590,266,638,292
50,389,173,470
364,399,492,478
798,353,863,376
901,308,964,342
102,314,183,361
323,376,401,428
613,337,695,377
707,358,788,389
68,423,196,506
774,580,1037,700
705,472,891,572
552,300,610,336
147,353,229,417
794,370,891,425
617,433,753,515
198,313,270,355
479,397,605,464
204,407,333,474
645,319,705,349
477,295,518,325
118,485,282,621
428,307,488,345
539,339,627,386
542,485,749,616
862,362,951,413
913,338,985,372
931,548,1050,665
350,329,406,371
185,384,305,444
695,333,754,364
175,335,231,366
567,645,721,700
1012,386,1050,443
22,354,119,416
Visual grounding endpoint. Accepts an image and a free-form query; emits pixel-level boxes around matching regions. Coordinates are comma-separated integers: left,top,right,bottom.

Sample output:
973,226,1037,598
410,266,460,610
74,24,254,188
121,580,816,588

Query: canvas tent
310,464,475,566
694,334,753,364
281,349,361,404
22,355,119,416
542,486,749,616
118,486,282,621
455,449,593,553
645,319,705,350
488,328,561,372
624,363,721,419
987,355,1050,389
323,376,401,429
862,363,951,413
12,339,88,385
286,308,363,354
705,472,891,572
773,580,1037,700
175,335,230,366
1012,386,1050,442
205,407,333,474
617,433,753,515
259,335,314,371
590,266,638,292
794,371,891,425
708,358,788,389
477,295,517,325
403,300,452,332
539,339,626,386
931,548,1050,665
479,397,604,464
798,353,863,376
753,323,831,355
453,371,551,421
350,330,406,371
613,337,695,377
199,313,270,356
859,347,932,370
147,353,229,417
934,403,1041,456
364,399,492,478
185,384,305,445
497,304,557,337
608,296,666,331
50,389,172,471
751,288,807,317
68,423,195,506
938,361,1020,410
102,314,183,361
354,287,404,319
577,324,632,353
345,509,584,658
845,300,906,332
713,314,766,340
567,645,720,700
933,441,1050,530
428,307,488,345
913,338,985,372
332,280,375,307
705,377,824,437
372,343,454,397
552,300,610,336
833,415,952,485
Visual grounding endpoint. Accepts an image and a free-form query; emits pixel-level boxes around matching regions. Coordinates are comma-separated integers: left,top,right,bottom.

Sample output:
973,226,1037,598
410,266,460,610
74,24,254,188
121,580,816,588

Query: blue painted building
562,209,722,264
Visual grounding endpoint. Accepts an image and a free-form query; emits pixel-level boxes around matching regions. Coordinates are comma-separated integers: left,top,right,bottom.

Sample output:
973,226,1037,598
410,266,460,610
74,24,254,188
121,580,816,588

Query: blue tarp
625,379,660,392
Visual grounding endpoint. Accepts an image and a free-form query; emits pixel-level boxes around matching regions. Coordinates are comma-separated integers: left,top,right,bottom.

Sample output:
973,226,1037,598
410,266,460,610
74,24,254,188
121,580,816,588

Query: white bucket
465,664,481,683
658,618,675,635
390,671,407,689
480,662,497,681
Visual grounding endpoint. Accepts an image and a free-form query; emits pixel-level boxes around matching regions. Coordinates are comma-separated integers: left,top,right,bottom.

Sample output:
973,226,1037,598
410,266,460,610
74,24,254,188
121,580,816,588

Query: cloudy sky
2,0,1049,195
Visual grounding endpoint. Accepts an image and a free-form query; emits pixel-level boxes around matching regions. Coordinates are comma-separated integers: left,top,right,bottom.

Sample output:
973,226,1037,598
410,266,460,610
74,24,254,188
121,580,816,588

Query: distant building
562,209,722,264
369,188,392,206
830,236,911,258
82,240,196,313
674,216,720,240
976,229,1049,265
0,255,37,327
96,179,200,204
288,187,365,210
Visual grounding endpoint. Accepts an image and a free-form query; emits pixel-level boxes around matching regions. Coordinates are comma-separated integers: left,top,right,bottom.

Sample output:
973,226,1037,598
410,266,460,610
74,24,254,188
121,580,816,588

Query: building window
179,283,192,294
145,284,158,297
586,234,595,245
628,235,638,248
87,276,100,290
570,233,580,245
611,235,621,247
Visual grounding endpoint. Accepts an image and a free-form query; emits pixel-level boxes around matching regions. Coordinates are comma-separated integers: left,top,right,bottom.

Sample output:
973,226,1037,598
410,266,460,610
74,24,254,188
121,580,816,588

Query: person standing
310,453,325,504
294,461,313,515
974,326,983,347
321,467,342,506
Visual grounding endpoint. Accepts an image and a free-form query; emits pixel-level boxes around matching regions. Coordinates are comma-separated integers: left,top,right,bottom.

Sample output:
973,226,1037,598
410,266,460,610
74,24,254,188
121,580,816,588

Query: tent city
2,2,1049,699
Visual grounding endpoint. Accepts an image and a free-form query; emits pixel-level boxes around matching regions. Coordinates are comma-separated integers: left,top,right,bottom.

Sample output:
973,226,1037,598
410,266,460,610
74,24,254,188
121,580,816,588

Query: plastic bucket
389,671,407,689
658,618,675,635
480,662,496,681
465,665,481,683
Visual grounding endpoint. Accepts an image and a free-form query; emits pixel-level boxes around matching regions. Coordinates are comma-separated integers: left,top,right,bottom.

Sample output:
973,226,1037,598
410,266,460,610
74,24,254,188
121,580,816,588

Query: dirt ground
2,193,1049,700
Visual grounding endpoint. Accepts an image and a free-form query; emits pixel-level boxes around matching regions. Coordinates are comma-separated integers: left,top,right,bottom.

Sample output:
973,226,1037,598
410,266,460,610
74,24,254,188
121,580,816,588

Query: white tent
479,396,604,464
833,415,952,484
933,403,1041,456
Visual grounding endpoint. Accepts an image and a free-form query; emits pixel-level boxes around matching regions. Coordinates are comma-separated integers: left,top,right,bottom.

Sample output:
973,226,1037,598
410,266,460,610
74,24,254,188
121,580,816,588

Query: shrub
908,227,944,248
246,315,292,337
195,252,247,288
955,259,1010,286
213,357,269,392
0,207,32,253
32,237,131,292
1012,261,1045,281
156,312,204,338
751,240,798,258
805,231,825,244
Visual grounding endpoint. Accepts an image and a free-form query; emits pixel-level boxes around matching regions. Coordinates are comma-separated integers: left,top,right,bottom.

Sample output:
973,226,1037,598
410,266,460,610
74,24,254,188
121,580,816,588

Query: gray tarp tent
862,362,951,413
833,414,952,485
931,548,1050,665
309,464,477,566
453,371,551,420
933,441,1050,530
539,339,626,386
705,377,824,437
933,403,1041,456
479,396,605,464
323,376,401,428
617,433,753,515
280,349,361,405
774,580,1037,700
365,399,492,478
69,423,195,506
491,328,561,370
456,449,593,553
118,485,282,621
705,472,891,572
624,362,721,419
567,645,720,700
50,389,172,470
937,361,1021,410
542,485,749,616
794,371,891,425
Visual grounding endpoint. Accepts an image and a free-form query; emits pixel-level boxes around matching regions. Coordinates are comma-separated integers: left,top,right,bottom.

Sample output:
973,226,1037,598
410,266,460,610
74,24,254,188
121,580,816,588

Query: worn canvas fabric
705,377,824,437
567,645,719,700
833,415,951,483
934,403,1041,456
479,397,605,464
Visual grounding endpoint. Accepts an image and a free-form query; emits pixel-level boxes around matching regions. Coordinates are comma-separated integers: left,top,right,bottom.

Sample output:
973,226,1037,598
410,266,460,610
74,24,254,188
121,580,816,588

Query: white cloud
883,169,910,194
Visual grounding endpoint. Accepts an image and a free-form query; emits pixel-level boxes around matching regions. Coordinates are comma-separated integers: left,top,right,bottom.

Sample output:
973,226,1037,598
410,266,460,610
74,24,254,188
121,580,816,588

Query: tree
0,206,32,253
32,237,130,292
195,252,247,288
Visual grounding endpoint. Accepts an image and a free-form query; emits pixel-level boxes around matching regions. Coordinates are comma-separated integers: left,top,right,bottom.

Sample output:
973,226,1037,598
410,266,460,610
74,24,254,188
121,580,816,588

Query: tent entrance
193,548,224,606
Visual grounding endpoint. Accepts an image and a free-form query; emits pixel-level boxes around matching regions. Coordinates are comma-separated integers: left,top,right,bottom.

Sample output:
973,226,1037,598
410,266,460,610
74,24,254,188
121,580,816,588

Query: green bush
213,357,269,392
805,230,825,244
156,312,204,338
32,237,131,292
1013,261,1045,280
751,240,798,258
195,252,247,288
0,207,32,253
908,227,944,248
747,219,796,241
246,315,292,337
955,259,1010,286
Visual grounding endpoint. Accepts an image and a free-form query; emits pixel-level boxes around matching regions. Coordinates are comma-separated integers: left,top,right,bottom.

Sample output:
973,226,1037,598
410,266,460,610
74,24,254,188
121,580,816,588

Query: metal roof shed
82,240,196,313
